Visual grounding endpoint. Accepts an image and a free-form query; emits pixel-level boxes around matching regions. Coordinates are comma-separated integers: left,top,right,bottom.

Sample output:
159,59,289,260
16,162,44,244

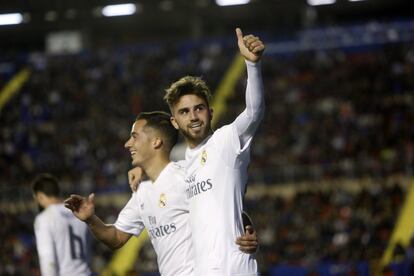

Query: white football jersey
114,162,194,276
184,124,258,276
34,203,92,276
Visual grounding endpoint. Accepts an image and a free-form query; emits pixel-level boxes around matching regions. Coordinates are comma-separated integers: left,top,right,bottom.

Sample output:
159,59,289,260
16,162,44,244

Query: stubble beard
181,123,212,147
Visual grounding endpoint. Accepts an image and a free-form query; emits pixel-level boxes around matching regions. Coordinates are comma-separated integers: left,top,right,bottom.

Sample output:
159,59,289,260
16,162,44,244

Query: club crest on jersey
201,150,207,165
140,203,144,210
159,193,166,208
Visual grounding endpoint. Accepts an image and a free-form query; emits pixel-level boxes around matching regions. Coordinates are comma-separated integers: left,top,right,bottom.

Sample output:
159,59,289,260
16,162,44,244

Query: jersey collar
185,134,212,161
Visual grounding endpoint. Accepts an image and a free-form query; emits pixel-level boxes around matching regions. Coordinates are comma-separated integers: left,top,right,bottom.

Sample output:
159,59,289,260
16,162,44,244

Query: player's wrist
245,59,261,67
85,214,97,225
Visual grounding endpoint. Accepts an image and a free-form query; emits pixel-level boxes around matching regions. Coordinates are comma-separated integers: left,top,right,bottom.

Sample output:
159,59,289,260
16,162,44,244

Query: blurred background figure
32,174,93,276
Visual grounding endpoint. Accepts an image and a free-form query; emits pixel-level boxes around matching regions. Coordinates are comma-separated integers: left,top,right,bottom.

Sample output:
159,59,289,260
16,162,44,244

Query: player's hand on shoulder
128,166,145,192
64,193,95,222
235,225,259,254
236,28,265,63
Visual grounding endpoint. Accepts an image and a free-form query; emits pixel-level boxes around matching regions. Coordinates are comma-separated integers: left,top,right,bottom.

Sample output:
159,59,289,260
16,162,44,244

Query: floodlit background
1,0,414,275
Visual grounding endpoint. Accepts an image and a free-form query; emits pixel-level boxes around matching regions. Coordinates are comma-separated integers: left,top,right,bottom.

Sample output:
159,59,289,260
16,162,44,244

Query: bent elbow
108,242,123,250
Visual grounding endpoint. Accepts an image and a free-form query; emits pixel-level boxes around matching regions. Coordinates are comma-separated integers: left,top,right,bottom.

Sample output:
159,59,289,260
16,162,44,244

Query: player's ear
37,192,46,200
209,108,213,120
153,137,163,149
170,116,179,130
35,192,47,206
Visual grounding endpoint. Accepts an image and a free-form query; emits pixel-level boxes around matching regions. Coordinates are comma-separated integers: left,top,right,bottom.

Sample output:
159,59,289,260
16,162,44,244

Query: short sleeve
114,192,145,236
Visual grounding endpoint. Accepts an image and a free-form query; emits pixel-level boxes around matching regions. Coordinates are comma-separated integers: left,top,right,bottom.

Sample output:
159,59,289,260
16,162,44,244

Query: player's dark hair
164,76,212,110
135,111,178,152
31,173,60,197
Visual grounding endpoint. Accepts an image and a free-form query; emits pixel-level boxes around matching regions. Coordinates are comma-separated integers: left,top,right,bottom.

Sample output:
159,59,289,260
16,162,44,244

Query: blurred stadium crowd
1,20,414,275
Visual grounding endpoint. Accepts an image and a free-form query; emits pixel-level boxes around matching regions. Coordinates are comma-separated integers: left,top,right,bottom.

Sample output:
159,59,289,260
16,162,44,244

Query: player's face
124,120,154,167
170,94,213,148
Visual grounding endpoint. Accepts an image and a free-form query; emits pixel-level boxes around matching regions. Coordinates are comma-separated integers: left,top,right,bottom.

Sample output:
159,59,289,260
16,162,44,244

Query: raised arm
233,28,265,147
64,194,131,250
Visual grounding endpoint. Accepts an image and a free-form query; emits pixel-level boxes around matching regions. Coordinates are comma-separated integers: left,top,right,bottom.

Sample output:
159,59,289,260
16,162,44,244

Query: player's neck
43,197,62,208
186,130,213,149
142,156,170,183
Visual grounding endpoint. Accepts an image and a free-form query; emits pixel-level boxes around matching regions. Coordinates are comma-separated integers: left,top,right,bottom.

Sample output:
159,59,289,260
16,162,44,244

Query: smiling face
170,94,213,148
124,119,155,167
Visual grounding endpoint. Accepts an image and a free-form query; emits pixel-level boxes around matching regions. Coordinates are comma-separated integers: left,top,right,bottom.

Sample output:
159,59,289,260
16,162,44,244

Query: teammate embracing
65,111,257,276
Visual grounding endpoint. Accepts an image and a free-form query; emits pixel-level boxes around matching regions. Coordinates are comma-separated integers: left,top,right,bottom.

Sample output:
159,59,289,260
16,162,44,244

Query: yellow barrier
0,68,31,110
381,181,414,267
102,231,149,276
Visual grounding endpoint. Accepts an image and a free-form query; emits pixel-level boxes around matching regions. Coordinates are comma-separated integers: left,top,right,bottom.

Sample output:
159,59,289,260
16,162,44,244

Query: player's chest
138,186,188,222
185,146,222,200
138,186,188,240
186,145,221,177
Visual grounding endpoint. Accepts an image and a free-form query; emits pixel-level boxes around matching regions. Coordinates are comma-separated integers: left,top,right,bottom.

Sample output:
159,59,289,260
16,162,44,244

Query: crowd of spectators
225,43,414,184
248,180,407,274
1,26,414,275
